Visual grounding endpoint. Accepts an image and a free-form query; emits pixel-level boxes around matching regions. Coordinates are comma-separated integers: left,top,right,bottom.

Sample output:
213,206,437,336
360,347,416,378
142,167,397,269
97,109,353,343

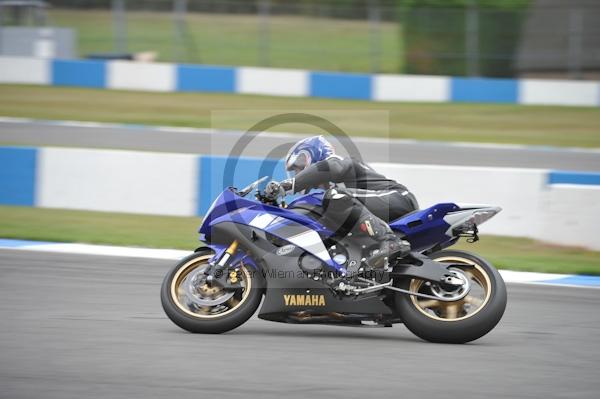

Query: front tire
161,249,264,333
394,250,507,344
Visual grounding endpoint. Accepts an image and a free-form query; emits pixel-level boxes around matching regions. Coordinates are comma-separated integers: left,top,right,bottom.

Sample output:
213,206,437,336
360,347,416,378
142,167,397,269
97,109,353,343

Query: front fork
205,241,241,289
215,240,239,268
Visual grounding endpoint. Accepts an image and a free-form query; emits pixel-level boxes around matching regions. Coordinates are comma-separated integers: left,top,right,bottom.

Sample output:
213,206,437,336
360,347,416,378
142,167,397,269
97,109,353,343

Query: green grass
1,206,598,275
48,9,402,73
454,237,600,276
2,85,600,147
0,206,201,250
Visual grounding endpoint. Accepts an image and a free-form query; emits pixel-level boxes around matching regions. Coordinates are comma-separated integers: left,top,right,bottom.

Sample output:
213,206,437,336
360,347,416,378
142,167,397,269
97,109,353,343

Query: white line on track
1,238,598,289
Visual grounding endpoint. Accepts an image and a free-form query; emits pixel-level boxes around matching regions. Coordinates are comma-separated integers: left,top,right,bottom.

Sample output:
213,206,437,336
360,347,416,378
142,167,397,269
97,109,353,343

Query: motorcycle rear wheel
394,250,507,343
161,249,263,333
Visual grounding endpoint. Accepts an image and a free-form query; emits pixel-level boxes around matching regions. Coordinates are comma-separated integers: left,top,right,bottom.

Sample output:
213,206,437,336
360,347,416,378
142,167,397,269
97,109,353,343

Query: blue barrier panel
548,275,600,287
310,72,372,100
52,59,106,88
0,147,37,206
197,155,287,215
0,239,55,247
451,77,518,104
177,64,236,93
548,170,600,186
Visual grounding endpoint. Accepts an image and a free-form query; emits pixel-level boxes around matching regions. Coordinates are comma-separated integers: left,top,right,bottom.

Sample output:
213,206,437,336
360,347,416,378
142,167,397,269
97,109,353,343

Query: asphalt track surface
1,249,599,399
2,120,600,170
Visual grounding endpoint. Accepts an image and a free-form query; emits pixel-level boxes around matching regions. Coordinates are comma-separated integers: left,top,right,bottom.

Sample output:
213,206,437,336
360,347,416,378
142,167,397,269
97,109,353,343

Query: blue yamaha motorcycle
161,177,507,343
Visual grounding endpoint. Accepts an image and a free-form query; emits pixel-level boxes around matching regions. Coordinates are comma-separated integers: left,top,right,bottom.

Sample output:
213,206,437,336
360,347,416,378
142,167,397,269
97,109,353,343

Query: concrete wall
372,163,600,249
538,185,600,250
1,145,599,250
371,163,547,238
37,148,197,216
1,56,598,107
0,56,49,84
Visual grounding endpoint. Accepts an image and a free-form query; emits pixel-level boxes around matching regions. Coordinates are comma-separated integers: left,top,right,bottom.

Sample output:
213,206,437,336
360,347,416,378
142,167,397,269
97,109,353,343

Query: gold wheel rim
409,256,492,322
170,255,252,319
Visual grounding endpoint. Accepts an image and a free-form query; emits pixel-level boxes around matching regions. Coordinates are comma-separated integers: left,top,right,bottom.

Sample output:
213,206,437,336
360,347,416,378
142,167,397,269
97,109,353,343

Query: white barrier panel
107,60,176,92
538,185,600,250
0,56,49,85
12,144,600,250
373,74,450,102
37,148,197,216
2,56,599,107
519,79,600,107
371,163,547,239
237,67,308,97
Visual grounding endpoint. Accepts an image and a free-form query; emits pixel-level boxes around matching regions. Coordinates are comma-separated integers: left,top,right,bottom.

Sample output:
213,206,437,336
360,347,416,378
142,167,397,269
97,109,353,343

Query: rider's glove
264,181,285,200
280,178,294,193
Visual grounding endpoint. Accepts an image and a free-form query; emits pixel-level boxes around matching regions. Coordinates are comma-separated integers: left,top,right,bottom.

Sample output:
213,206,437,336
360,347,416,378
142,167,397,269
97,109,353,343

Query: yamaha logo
284,294,326,307
276,244,296,256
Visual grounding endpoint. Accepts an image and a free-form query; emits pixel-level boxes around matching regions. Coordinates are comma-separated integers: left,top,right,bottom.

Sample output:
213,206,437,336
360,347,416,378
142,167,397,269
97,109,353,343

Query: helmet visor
285,150,311,177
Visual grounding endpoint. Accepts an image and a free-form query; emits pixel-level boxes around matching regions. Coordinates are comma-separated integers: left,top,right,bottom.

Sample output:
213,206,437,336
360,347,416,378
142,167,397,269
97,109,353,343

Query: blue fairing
200,190,332,239
200,187,459,259
287,191,325,207
389,203,460,251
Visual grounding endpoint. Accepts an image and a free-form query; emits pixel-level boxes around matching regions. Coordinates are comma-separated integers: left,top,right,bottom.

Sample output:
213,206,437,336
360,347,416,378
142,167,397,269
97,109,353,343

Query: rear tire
161,249,264,333
394,250,507,344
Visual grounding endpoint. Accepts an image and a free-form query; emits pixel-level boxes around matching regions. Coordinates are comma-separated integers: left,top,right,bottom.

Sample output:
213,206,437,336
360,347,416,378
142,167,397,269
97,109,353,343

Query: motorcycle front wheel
394,249,507,344
161,249,264,333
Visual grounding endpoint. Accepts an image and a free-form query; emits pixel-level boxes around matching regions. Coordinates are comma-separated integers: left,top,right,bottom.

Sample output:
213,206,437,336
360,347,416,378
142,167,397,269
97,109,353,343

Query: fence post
368,0,382,73
174,0,187,62
112,0,127,54
465,0,480,77
258,0,271,67
567,7,583,79
173,0,200,64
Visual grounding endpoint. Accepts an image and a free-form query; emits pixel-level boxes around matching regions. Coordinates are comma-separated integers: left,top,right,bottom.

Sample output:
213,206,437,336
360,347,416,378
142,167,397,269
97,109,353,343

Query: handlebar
237,176,269,197
234,176,286,207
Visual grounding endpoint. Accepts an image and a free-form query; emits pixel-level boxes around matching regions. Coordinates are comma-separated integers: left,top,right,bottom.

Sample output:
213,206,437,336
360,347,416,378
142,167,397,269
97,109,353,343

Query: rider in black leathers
265,136,418,269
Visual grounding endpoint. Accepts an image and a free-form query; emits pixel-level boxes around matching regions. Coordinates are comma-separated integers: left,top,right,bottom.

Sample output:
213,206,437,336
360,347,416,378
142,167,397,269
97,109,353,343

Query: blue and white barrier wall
2,145,600,250
373,164,600,251
1,56,599,107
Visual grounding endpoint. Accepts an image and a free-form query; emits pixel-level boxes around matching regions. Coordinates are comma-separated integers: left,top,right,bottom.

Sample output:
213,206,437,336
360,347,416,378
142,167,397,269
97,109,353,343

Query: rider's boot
358,215,411,269
321,188,411,270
